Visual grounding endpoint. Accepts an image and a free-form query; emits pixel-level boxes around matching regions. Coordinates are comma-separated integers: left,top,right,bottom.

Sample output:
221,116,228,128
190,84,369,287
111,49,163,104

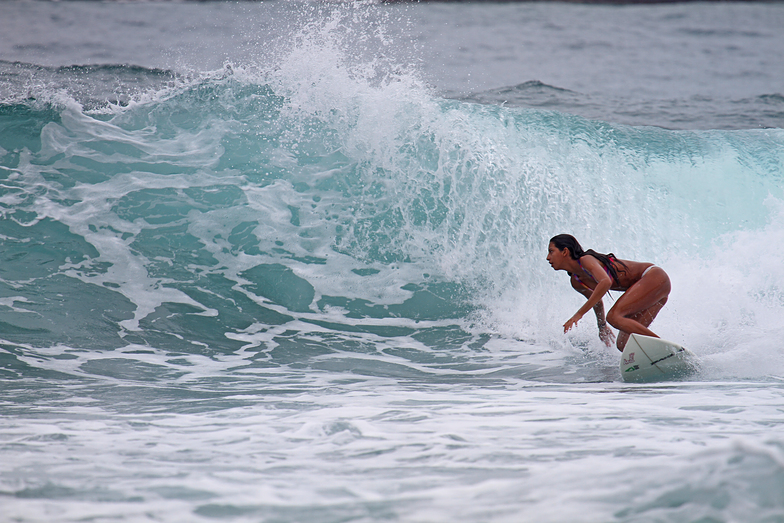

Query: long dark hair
549,234,627,285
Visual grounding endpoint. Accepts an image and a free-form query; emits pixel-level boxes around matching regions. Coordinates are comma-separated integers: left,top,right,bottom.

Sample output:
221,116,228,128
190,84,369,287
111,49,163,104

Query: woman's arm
592,300,616,347
570,277,614,346
564,256,613,334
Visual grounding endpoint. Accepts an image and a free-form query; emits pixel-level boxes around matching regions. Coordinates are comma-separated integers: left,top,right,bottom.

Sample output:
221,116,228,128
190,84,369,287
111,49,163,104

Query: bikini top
573,256,616,290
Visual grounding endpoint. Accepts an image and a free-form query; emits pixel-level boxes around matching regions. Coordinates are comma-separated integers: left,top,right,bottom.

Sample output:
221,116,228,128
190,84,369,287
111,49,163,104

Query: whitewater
1,1,784,522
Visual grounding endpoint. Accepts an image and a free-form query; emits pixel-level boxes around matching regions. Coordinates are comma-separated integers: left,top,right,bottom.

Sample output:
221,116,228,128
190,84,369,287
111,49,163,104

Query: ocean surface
1,1,784,522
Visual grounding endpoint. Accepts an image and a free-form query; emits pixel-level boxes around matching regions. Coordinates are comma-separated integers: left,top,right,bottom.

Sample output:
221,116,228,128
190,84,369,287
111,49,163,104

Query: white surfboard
620,333,698,382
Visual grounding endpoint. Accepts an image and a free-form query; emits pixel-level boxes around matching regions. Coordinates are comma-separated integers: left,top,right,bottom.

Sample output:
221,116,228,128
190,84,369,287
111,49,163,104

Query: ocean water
1,1,784,522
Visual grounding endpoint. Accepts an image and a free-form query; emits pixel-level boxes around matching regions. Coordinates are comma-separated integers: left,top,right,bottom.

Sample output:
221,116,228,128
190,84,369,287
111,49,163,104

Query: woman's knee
606,308,623,329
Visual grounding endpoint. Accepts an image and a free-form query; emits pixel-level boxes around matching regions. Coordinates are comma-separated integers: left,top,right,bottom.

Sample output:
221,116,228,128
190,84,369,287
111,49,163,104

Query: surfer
546,234,671,351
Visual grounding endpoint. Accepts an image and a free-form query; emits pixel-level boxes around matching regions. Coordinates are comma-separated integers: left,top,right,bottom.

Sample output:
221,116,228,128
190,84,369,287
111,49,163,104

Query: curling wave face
2,50,784,374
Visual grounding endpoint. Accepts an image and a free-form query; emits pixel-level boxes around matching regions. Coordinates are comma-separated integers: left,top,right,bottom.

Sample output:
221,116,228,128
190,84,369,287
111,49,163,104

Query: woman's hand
598,324,616,347
563,313,583,333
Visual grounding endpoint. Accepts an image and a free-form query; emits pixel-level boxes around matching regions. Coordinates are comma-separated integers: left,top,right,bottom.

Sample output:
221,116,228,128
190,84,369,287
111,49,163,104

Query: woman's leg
614,297,668,351
607,267,671,351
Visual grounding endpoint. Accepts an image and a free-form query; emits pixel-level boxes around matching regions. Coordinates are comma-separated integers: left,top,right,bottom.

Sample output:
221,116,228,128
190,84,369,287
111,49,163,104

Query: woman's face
546,242,570,271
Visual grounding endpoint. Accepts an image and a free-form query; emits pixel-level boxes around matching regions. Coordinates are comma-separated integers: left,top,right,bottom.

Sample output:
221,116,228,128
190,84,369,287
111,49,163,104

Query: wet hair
549,234,627,285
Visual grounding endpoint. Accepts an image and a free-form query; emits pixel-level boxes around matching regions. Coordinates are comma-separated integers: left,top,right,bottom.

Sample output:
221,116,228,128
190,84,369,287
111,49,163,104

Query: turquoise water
1,2,784,522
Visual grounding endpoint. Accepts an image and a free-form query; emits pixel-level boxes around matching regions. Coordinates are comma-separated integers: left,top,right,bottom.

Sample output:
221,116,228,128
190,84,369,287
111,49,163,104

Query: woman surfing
546,234,671,351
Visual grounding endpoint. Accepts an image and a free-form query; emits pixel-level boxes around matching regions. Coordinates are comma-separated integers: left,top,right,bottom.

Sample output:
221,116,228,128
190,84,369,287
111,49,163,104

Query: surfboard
620,333,698,382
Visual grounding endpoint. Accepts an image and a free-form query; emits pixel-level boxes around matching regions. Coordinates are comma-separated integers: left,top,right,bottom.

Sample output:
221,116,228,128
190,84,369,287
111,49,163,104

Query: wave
463,79,784,131
1,5,783,381
0,60,180,109
461,80,595,111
